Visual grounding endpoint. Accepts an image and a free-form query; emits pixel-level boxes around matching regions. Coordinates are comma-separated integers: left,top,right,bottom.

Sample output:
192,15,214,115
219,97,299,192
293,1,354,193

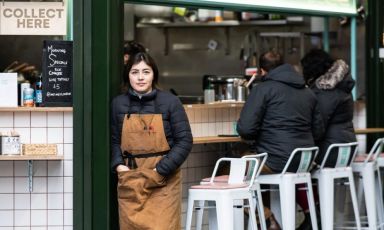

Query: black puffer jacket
310,60,356,166
237,64,324,172
111,89,193,176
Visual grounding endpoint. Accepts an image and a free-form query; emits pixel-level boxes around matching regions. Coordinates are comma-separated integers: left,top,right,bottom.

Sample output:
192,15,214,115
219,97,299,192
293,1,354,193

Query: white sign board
0,1,67,35
0,73,18,107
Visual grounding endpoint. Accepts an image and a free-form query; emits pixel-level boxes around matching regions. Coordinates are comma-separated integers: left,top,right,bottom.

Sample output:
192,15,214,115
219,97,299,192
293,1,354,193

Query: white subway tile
0,178,13,193
0,210,13,226
48,227,63,230
0,227,14,230
64,226,73,230
47,128,63,144
31,227,47,230
229,107,237,121
222,108,230,121
201,123,209,136
64,210,73,226
48,210,63,226
63,144,73,160
201,109,208,122
14,161,28,177
48,177,63,193
14,210,30,226
208,109,216,123
30,128,47,144
64,160,73,177
0,112,13,128
33,161,47,177
56,143,64,157
31,177,47,193
195,123,202,137
194,109,202,123
31,112,47,128
64,193,72,209
190,123,196,137
64,112,73,128
31,210,47,226
48,161,63,177
14,112,30,127
208,123,216,136
0,162,13,176
64,177,73,193
63,128,72,144
31,194,47,209
0,194,13,209
215,122,223,135
215,108,223,122
14,127,30,144
48,193,63,209
48,112,64,127
14,194,30,209
15,227,30,230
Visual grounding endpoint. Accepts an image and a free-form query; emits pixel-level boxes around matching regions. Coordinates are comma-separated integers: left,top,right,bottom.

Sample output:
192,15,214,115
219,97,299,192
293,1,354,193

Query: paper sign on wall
0,1,67,35
0,73,18,107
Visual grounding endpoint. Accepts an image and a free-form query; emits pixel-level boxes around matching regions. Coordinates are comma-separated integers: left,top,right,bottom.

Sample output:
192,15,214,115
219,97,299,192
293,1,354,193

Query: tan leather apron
118,113,182,230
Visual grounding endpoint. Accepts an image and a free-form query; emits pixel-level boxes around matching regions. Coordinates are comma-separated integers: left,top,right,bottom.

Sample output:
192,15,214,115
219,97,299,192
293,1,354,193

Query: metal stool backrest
319,142,359,169
282,147,319,175
363,138,384,164
242,152,268,178
209,157,260,189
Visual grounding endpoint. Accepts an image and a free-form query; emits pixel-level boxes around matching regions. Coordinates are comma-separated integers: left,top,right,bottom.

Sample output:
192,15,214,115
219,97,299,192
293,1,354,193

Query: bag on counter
0,131,21,155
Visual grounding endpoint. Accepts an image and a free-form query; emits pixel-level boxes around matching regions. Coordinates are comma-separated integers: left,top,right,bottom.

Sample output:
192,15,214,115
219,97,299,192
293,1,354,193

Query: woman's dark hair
301,49,335,86
259,51,284,72
124,52,159,90
124,41,146,56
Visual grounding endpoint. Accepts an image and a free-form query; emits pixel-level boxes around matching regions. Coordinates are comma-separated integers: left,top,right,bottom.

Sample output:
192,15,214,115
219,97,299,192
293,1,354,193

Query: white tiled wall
0,111,73,229
186,107,242,137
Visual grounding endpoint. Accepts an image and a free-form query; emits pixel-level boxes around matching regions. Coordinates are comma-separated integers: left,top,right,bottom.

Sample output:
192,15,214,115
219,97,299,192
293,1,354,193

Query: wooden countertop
0,107,72,112
193,128,384,144
354,128,384,134
184,102,244,109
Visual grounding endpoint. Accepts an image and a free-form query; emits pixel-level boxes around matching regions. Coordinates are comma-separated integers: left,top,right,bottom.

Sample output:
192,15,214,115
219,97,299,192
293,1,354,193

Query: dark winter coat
310,60,356,167
237,64,324,172
111,89,193,176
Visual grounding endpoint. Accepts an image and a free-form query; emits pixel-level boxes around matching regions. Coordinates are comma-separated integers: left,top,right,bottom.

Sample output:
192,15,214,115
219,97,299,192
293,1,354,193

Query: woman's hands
116,165,130,172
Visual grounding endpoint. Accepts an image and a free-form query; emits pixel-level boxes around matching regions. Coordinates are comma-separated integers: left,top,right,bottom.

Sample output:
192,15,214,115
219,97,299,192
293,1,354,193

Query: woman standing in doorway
111,52,193,229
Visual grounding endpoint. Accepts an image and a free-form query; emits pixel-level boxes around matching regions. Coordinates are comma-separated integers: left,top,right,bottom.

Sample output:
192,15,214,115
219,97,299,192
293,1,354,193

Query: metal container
236,86,247,102
203,75,245,102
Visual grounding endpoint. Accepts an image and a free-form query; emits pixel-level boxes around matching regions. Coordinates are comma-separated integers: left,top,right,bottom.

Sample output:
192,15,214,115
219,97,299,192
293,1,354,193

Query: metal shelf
137,19,303,28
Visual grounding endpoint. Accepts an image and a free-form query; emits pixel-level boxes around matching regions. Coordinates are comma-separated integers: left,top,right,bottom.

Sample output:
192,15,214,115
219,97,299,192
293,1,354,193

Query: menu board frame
42,40,73,107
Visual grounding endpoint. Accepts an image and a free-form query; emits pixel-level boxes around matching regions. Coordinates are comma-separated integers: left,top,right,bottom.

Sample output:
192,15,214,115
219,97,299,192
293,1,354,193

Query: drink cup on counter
204,89,215,104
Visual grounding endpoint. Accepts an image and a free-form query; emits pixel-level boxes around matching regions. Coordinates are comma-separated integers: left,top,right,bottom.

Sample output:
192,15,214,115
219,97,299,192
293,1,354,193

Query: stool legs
348,170,362,230
318,174,335,230
279,179,296,230
362,167,378,229
306,177,318,230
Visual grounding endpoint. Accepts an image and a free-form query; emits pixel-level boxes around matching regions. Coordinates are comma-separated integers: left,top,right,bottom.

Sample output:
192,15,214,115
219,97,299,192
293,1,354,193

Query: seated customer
301,49,356,167
237,50,324,230
295,49,357,230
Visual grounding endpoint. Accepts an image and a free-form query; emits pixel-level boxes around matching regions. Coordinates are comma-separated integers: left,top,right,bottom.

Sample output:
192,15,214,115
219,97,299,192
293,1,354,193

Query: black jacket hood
315,59,355,93
264,64,305,89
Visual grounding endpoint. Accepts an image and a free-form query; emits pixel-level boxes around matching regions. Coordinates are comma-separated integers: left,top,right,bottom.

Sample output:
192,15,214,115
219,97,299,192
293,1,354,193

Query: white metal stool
352,138,384,229
197,153,268,230
257,147,319,230
311,142,361,230
185,157,260,230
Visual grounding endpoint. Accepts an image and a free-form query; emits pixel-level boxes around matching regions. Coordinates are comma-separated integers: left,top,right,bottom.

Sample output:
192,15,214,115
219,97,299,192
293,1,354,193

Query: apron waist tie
122,151,168,169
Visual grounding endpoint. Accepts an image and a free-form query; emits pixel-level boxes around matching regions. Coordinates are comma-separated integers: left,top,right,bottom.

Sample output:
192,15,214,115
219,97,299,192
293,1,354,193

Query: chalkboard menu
42,40,73,107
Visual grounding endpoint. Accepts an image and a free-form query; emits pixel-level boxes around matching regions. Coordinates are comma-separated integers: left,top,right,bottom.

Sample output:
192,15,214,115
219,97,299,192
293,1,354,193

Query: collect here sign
0,1,67,35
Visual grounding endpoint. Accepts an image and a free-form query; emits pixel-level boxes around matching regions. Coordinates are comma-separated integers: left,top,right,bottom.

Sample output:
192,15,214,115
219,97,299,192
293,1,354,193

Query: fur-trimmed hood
315,59,355,92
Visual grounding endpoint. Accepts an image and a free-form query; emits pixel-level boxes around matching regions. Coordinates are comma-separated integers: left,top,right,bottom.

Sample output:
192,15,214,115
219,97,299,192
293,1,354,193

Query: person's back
237,51,323,172
301,49,356,167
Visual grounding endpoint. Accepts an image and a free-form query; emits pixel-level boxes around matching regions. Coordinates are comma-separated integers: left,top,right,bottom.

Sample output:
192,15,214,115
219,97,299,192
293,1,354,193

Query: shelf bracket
28,160,33,193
